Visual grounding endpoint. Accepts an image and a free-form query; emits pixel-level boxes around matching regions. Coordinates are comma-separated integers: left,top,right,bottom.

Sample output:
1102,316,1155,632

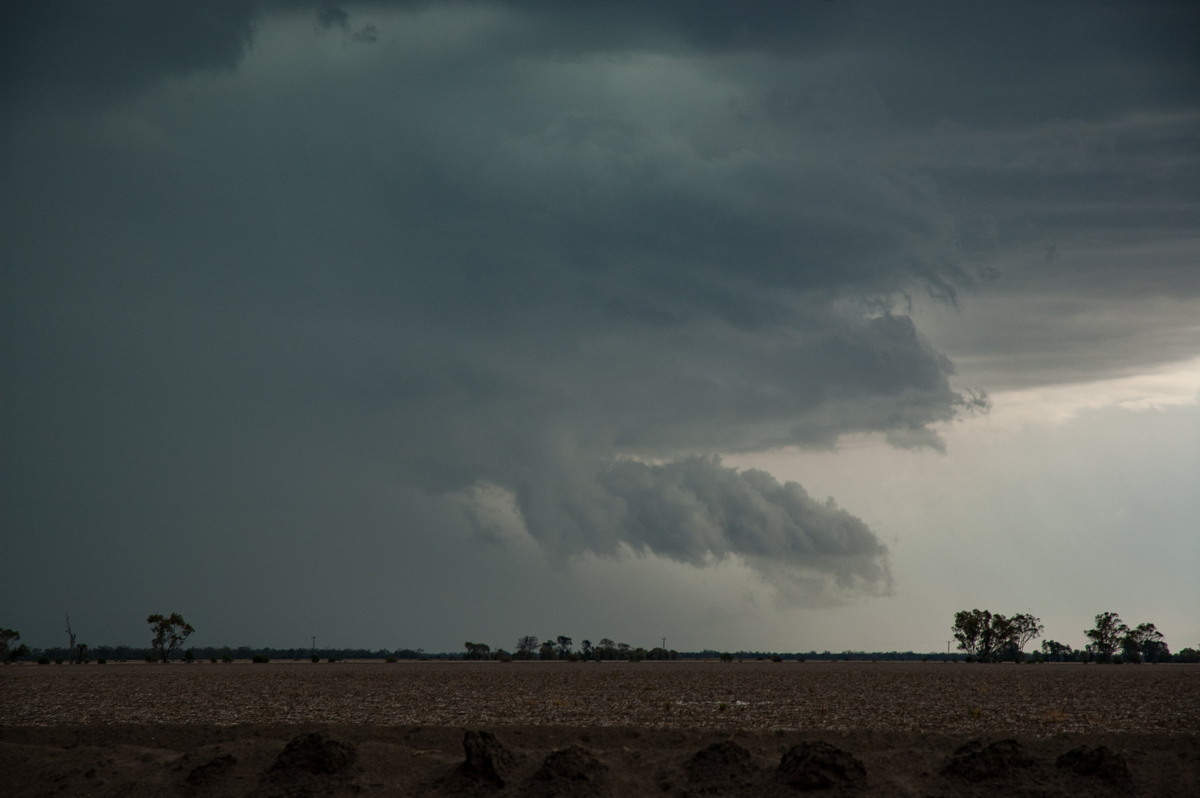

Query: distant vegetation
950,610,1043,663
147,612,194,663
2,609,1197,664
951,608,1187,664
1,628,30,663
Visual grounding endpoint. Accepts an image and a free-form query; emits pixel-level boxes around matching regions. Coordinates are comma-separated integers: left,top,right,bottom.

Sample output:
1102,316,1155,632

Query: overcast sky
3,1,1198,655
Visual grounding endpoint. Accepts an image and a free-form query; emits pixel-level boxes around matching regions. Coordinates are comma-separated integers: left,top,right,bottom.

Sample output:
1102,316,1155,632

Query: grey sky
3,1,1198,653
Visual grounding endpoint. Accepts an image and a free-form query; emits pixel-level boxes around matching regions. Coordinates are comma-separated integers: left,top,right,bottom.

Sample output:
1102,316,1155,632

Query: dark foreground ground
2,660,1197,796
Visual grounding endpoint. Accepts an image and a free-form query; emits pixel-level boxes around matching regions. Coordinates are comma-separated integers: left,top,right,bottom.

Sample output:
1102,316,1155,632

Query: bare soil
2,660,1197,796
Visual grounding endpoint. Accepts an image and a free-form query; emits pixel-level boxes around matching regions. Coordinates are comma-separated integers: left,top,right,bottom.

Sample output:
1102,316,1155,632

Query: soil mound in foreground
1,723,1196,797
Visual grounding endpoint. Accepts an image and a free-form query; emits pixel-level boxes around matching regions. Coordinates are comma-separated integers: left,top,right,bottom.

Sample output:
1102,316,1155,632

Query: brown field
2,660,1198,796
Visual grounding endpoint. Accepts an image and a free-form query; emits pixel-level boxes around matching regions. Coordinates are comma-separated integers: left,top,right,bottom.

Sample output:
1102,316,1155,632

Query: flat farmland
3,660,1197,734
4,662,1199,796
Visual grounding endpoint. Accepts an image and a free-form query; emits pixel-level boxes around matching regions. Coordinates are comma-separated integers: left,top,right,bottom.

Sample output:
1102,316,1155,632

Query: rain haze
2,1,1198,655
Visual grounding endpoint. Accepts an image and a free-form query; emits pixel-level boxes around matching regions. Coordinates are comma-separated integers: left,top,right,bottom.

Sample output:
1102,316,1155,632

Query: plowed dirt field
3,660,1197,796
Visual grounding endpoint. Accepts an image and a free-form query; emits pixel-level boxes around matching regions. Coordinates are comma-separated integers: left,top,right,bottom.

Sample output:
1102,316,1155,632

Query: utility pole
662,637,667,651
311,636,316,657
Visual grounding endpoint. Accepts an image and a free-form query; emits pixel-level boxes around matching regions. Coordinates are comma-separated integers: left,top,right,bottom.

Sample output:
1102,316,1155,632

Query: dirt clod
459,730,518,787
528,745,608,796
685,739,759,792
777,740,867,791
271,732,357,776
942,738,1033,782
1057,744,1131,784
185,752,237,786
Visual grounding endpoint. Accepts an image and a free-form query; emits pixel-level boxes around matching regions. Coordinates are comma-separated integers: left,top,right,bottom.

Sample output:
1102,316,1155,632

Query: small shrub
37,657,50,665
326,657,337,663
385,656,398,663
311,654,320,663
97,658,107,665
771,655,783,663
221,654,234,663
252,654,270,663
210,657,218,664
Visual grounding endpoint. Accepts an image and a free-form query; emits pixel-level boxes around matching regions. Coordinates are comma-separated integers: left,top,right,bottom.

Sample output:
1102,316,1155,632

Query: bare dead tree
64,613,87,663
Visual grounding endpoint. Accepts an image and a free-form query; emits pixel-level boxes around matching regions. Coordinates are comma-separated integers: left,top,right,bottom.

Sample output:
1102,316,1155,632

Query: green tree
1009,613,1044,662
1,628,30,664
1122,622,1168,663
952,609,1039,662
1040,640,1073,662
515,635,539,660
147,612,195,663
985,613,1015,662
1084,611,1127,663
555,635,573,659
952,609,985,659
953,609,1004,661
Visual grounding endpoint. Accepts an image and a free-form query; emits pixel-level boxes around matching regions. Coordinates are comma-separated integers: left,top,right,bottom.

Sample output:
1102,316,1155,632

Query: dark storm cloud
7,1,1197,127
315,2,352,31
0,0,258,112
2,0,1197,633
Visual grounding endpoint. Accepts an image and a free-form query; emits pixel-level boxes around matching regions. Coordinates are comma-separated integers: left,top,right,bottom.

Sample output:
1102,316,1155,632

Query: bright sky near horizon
3,1,1198,655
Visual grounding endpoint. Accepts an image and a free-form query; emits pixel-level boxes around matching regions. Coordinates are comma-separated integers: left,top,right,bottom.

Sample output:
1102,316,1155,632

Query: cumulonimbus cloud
2,0,1003,607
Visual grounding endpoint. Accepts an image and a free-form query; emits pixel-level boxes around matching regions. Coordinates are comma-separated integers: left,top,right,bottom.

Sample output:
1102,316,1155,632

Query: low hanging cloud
599,457,892,596
458,454,893,601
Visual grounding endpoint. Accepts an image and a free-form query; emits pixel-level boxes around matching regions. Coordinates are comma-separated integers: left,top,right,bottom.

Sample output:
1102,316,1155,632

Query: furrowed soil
2,660,1197,796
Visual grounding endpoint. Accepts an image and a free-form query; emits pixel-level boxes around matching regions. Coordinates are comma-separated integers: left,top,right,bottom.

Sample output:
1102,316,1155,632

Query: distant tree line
1082,611,1171,663
10,642,443,665
951,609,1191,664
950,610,1044,663
5,609,1197,664
1,610,450,665
464,636,678,662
